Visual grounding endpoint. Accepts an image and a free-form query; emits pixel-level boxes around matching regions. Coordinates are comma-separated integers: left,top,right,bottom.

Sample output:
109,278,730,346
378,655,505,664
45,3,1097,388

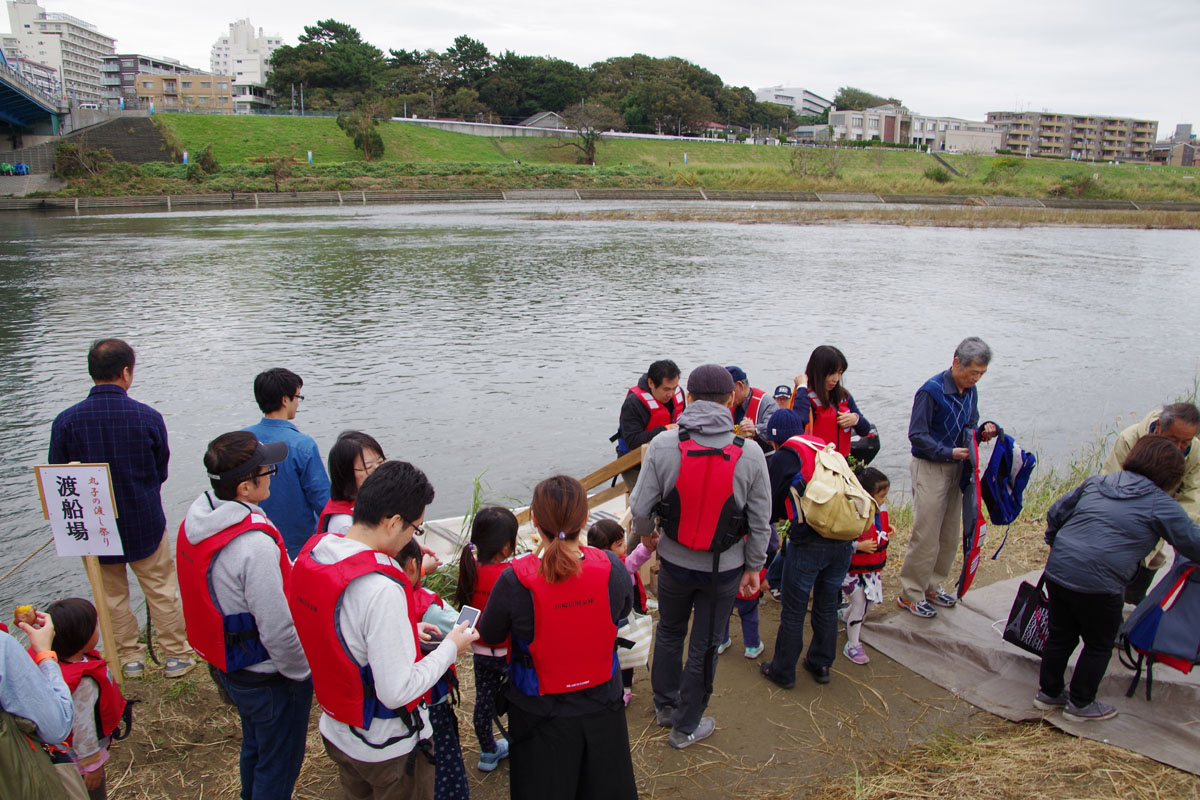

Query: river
1,200,1197,609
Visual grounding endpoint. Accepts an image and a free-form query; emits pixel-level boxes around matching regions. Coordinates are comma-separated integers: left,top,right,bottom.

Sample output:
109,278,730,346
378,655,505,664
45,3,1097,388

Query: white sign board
34,464,124,558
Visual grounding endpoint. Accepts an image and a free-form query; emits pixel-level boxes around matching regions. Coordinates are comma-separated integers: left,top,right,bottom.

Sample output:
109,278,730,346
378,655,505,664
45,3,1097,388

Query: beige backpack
790,437,875,541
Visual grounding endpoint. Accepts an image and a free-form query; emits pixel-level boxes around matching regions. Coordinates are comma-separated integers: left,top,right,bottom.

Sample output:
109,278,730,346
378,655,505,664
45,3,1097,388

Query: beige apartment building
986,111,1157,161
135,72,233,112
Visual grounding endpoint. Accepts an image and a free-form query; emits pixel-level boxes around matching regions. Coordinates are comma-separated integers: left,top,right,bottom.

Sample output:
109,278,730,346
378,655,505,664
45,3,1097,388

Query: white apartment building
829,105,1000,152
755,85,832,118
5,0,115,103
210,18,281,111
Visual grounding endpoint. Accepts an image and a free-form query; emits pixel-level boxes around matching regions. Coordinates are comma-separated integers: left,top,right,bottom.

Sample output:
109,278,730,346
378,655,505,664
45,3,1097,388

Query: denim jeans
218,670,314,800
651,559,741,734
765,542,786,590
766,526,853,683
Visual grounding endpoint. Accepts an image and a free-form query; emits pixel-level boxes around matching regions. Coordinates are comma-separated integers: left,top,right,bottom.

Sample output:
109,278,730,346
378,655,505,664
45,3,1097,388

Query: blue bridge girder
0,66,66,133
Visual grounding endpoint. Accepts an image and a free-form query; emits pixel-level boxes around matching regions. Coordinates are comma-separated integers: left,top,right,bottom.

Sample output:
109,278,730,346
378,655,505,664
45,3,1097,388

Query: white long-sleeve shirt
313,535,458,763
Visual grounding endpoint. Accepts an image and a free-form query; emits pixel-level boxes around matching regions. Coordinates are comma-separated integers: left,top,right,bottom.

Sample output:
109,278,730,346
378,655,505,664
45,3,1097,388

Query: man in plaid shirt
49,338,195,679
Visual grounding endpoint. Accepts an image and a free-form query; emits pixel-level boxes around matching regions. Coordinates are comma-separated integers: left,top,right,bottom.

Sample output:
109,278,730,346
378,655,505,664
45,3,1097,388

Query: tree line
266,22,807,136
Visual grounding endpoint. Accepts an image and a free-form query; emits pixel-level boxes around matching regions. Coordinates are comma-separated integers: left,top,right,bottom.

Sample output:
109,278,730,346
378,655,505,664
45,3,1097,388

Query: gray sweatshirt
182,492,310,680
630,400,772,573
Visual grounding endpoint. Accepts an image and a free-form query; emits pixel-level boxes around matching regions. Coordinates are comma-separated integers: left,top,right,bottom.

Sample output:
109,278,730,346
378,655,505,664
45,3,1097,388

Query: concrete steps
0,117,172,175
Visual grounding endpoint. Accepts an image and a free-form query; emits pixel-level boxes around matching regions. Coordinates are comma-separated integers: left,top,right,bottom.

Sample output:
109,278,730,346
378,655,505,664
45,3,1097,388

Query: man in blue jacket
898,338,997,618
244,368,330,558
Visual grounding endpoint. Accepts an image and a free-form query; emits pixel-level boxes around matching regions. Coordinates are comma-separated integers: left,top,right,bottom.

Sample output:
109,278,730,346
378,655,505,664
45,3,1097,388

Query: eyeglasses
255,464,278,479
295,394,305,402
405,519,425,537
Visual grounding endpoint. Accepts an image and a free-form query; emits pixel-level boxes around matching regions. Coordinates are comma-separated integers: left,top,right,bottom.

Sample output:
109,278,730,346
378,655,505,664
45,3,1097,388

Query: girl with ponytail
453,506,518,772
474,476,637,800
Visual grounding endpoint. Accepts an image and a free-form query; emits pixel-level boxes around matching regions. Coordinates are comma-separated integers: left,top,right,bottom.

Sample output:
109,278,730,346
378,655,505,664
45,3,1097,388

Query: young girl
796,345,873,457
317,431,385,535
841,468,891,665
46,598,130,800
397,540,468,800
587,519,653,705
453,506,517,772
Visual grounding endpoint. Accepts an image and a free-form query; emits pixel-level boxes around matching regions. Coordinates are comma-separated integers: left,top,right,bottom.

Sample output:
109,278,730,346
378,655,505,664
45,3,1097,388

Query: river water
1,200,1197,609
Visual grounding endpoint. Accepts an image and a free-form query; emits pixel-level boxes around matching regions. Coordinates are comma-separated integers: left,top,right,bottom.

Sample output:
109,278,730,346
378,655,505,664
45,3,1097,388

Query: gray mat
862,570,1200,775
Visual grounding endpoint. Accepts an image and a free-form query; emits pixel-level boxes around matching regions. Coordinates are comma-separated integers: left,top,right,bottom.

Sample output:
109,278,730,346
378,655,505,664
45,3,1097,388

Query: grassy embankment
50,114,1200,206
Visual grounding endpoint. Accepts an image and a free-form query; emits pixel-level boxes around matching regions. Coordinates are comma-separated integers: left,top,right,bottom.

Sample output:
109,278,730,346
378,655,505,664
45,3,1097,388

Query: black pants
1038,579,1124,707
507,703,637,800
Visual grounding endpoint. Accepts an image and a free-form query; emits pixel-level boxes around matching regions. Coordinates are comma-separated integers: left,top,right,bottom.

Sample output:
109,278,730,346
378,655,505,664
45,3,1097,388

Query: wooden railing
514,444,647,526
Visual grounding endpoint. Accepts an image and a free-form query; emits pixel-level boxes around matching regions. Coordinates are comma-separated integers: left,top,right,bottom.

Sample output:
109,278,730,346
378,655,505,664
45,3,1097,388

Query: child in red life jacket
453,506,517,772
397,540,469,800
841,468,891,665
587,519,655,706
46,598,129,800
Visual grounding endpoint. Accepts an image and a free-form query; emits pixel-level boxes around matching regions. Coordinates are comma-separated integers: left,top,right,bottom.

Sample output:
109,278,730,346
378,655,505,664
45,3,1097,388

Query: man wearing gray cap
630,364,772,749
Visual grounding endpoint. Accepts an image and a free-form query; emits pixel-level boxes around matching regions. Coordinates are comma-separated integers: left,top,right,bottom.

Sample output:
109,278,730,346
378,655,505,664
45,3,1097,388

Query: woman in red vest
476,476,636,800
795,345,873,457
317,431,386,536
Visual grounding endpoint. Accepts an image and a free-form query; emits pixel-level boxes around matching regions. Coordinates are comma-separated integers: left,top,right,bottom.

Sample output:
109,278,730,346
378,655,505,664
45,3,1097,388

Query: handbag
1002,573,1051,656
617,611,653,670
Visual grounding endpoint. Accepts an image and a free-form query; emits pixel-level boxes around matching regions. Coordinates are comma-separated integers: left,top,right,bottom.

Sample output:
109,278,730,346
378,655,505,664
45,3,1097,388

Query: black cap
207,439,288,483
688,363,736,395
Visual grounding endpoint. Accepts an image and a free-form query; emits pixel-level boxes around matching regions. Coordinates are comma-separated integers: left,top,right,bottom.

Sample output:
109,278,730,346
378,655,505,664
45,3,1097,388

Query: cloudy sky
16,0,1198,133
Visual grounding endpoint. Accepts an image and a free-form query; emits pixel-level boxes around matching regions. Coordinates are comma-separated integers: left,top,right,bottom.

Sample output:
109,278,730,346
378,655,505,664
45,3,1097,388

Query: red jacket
288,533,428,727
850,508,890,574
629,384,685,432
509,550,617,695
658,431,748,553
176,512,291,672
733,387,766,428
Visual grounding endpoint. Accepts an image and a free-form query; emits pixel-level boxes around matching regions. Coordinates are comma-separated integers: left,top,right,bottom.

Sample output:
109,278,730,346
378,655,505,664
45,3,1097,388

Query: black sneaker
803,660,831,685
760,662,795,690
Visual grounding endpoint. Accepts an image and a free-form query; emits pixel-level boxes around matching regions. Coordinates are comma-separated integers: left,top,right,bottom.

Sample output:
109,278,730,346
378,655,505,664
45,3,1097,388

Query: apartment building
102,53,205,108
210,18,281,111
5,0,115,103
829,105,1000,152
133,72,233,112
986,111,1157,161
1,45,57,95
755,86,832,117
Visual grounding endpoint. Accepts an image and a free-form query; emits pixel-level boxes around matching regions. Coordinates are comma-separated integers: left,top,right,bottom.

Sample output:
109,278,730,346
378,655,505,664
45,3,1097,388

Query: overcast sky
15,0,1198,133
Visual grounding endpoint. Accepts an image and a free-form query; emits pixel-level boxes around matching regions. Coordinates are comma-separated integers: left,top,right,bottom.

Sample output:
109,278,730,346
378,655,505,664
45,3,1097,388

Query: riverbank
4,188,1200,230
12,114,1199,202
94,440,1200,799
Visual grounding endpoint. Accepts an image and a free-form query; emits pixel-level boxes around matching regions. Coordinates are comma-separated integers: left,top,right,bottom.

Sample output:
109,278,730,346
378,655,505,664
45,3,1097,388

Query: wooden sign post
34,464,125,689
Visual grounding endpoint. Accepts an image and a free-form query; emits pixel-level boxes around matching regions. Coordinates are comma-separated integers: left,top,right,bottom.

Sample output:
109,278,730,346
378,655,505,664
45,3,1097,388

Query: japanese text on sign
34,464,124,558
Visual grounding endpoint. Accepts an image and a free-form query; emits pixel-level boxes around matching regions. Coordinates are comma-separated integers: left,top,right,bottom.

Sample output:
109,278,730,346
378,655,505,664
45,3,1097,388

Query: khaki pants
899,458,963,605
323,737,435,800
99,532,191,664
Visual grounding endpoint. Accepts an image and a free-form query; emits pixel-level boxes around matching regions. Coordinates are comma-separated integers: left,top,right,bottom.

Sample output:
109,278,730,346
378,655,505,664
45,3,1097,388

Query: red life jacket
658,431,748,553
57,653,128,746
628,384,685,432
778,435,825,522
288,533,428,728
176,510,291,672
316,498,355,535
806,392,852,456
732,387,765,428
849,508,890,574
509,550,617,695
472,562,511,650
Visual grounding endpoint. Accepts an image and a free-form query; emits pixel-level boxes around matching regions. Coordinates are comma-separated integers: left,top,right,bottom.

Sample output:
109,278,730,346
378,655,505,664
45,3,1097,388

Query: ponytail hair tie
467,542,476,553
557,531,566,540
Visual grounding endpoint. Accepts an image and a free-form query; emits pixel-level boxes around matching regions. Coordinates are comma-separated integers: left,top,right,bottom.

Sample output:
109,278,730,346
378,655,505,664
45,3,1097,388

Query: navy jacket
1045,472,1200,595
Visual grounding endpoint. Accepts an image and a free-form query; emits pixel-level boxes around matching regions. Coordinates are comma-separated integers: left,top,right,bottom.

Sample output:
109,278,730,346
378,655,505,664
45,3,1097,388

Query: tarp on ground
862,569,1200,775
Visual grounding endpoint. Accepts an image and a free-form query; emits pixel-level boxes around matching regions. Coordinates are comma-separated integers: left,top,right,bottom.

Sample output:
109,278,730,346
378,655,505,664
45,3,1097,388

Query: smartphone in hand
456,605,481,631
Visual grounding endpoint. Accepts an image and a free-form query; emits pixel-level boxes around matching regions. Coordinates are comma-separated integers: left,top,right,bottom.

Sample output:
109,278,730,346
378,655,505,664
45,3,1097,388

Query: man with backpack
758,409,866,688
629,364,771,749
